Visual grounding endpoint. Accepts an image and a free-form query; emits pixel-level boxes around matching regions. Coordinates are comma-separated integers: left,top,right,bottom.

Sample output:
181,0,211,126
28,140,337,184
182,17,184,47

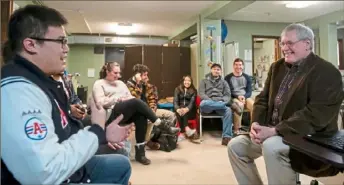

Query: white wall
253,39,276,88
254,39,275,73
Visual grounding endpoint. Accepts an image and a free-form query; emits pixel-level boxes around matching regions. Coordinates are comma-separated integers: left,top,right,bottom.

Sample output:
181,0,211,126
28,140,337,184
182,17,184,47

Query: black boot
135,144,151,165
158,118,180,135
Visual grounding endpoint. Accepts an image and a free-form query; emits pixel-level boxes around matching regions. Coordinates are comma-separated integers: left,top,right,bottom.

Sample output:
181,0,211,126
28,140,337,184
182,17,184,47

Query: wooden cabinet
124,45,191,98
1,0,13,66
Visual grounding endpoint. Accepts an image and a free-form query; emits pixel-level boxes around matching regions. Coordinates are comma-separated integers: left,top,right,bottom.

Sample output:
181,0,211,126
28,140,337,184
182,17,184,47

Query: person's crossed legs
83,154,131,184
232,98,254,134
227,135,296,185
200,100,233,145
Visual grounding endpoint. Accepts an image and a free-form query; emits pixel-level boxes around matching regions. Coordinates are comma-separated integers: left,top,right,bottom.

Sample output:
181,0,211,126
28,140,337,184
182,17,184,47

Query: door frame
1,0,13,66
338,39,343,70
251,35,281,75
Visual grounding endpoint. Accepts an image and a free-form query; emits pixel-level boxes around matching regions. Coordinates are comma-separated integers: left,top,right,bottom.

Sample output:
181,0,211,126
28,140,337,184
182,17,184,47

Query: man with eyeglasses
1,5,131,185
227,23,344,184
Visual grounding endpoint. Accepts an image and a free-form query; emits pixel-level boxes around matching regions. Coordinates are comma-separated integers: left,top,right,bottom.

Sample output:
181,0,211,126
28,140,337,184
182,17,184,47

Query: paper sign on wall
87,68,95,78
244,49,252,61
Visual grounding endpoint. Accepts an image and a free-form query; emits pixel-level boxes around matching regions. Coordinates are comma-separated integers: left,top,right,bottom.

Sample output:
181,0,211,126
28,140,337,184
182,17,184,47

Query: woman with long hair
173,75,198,141
90,62,167,165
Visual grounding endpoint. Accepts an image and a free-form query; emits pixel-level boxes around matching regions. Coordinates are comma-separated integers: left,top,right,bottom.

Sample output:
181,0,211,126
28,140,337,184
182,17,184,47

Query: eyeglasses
279,40,303,48
30,37,68,47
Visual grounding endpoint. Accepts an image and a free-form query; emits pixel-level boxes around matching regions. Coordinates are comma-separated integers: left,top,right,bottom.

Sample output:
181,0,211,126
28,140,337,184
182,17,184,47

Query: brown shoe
146,140,160,150
221,137,231,146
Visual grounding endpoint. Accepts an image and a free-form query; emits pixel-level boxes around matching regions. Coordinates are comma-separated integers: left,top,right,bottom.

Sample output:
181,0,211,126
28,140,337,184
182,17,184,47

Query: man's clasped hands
249,122,277,144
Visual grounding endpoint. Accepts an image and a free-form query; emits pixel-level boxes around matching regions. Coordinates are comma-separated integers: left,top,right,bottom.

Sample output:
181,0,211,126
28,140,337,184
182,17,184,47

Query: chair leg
296,173,301,185
200,116,203,142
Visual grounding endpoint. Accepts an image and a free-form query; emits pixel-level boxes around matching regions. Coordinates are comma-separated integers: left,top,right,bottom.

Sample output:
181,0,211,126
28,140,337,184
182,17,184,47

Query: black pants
106,98,158,143
175,107,196,133
176,113,189,133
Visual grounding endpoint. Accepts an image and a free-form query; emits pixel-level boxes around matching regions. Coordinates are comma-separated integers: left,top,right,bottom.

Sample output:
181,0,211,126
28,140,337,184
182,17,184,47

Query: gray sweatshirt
199,73,231,104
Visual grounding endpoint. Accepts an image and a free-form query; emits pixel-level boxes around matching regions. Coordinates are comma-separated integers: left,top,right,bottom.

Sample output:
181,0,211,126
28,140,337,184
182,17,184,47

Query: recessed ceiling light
284,1,317,9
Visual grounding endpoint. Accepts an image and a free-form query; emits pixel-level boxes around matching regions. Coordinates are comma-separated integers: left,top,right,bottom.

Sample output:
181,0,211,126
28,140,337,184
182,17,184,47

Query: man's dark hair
133,64,150,74
233,58,244,66
2,5,68,62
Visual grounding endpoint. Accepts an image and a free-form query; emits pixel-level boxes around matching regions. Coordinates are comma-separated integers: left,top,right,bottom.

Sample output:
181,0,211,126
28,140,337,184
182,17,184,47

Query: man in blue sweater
224,58,254,135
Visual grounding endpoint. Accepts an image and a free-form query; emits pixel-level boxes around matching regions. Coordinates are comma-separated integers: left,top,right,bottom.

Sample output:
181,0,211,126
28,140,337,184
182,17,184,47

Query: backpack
157,133,178,152
150,118,178,152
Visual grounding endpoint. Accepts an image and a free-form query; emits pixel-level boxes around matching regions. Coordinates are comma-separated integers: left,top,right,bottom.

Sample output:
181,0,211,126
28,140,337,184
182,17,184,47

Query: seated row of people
3,5,342,185
198,59,255,146
90,62,179,165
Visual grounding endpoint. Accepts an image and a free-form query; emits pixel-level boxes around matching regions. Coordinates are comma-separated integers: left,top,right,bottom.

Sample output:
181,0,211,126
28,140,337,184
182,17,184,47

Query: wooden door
1,0,13,66
161,47,180,98
180,47,191,78
123,46,142,81
274,39,282,61
143,45,162,94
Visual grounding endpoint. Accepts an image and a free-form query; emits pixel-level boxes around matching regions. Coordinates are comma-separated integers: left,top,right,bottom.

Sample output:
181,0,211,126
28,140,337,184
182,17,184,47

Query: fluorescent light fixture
108,23,136,35
284,1,317,9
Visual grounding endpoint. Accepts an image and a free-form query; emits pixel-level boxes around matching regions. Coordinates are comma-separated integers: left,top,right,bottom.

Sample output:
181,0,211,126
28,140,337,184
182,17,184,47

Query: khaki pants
233,98,254,131
144,109,176,141
227,135,296,185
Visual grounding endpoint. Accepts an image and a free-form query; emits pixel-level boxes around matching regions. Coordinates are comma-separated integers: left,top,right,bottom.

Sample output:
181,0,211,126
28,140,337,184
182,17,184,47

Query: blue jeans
200,100,233,138
84,154,131,184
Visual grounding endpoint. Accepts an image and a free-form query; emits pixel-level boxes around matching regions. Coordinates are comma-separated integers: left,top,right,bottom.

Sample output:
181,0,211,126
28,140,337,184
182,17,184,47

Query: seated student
52,70,132,157
91,62,167,165
224,58,254,135
199,63,233,146
1,5,131,184
52,69,87,120
173,75,199,141
227,23,344,185
126,64,180,150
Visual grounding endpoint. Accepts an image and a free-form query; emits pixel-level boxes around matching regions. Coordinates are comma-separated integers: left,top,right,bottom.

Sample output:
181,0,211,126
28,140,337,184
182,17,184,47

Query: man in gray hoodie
199,63,233,146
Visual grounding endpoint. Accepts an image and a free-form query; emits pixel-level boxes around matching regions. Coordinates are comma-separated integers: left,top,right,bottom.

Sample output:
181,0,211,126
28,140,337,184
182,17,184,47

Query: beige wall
66,45,105,95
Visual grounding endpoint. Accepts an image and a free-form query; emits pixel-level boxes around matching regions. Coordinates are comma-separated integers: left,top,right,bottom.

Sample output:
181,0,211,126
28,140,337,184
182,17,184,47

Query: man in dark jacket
227,23,344,185
1,5,132,184
199,63,233,146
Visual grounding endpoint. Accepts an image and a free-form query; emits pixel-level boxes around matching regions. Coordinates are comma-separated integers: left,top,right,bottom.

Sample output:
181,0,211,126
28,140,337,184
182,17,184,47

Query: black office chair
296,103,344,185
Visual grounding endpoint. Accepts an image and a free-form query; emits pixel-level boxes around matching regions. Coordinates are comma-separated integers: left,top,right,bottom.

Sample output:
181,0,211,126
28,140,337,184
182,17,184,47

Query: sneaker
185,129,196,137
178,135,186,142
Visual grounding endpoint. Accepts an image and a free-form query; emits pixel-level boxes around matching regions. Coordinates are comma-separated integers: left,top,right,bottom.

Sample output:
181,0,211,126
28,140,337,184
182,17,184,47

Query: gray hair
281,23,314,50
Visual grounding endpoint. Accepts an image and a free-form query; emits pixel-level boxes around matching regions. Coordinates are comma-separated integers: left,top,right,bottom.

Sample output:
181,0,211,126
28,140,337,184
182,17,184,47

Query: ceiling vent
104,37,114,43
